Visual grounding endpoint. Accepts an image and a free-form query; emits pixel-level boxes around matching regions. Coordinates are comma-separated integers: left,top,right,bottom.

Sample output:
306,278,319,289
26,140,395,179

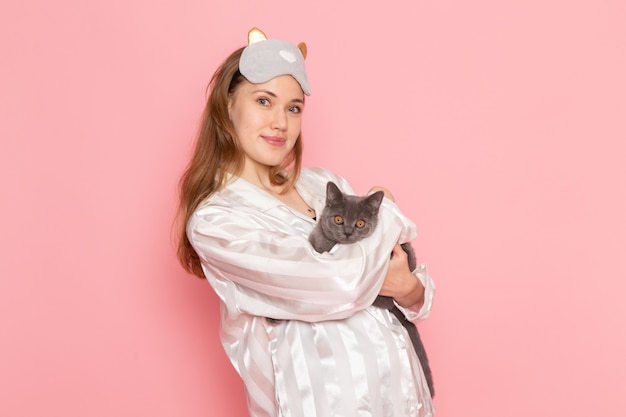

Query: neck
239,165,289,195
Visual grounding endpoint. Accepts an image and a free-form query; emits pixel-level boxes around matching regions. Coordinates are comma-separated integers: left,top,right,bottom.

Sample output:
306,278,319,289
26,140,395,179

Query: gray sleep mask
239,27,311,96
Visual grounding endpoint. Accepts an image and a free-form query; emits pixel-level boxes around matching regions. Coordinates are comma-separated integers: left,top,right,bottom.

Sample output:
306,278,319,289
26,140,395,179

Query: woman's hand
379,244,425,308
368,186,395,202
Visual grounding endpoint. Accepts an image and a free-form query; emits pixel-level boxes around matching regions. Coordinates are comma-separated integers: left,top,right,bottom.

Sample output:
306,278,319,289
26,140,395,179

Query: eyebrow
253,89,305,104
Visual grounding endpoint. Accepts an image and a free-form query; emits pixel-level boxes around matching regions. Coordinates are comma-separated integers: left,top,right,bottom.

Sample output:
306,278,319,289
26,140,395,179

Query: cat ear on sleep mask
239,27,311,95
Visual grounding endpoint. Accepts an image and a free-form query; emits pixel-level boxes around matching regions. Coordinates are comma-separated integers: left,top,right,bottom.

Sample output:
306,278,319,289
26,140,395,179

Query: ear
325,181,343,205
248,27,267,45
297,42,307,59
364,191,384,214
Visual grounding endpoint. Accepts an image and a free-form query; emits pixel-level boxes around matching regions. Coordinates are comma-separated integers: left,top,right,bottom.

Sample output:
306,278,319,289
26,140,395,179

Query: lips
262,136,287,146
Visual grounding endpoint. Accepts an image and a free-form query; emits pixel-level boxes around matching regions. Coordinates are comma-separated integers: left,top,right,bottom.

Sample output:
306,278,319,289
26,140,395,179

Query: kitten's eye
334,216,344,225
355,220,366,228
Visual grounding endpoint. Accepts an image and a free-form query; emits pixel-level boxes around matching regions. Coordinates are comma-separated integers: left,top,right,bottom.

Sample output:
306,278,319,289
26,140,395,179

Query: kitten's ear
325,181,343,205
364,191,385,213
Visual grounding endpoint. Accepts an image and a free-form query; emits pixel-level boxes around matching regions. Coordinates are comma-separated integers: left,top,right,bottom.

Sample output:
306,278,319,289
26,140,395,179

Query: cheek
289,117,303,137
231,110,255,135
229,100,255,131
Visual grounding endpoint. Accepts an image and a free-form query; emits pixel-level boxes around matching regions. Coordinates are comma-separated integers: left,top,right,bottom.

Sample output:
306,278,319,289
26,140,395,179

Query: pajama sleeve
188,181,417,323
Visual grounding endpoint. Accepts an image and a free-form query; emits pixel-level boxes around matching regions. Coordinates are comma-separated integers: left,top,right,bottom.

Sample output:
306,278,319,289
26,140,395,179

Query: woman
176,28,436,417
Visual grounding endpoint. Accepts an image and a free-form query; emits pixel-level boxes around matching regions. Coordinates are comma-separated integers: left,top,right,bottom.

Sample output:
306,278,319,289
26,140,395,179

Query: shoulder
187,196,265,243
189,180,262,231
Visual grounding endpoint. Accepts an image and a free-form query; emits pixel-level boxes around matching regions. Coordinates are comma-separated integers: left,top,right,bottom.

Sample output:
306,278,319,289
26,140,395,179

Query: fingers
391,243,407,261
368,186,395,202
381,244,418,303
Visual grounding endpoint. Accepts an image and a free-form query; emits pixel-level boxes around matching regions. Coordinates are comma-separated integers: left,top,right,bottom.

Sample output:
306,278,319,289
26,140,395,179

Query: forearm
394,275,425,308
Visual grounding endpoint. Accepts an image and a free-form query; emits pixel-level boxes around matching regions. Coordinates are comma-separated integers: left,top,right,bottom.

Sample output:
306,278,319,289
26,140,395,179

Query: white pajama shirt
189,167,436,417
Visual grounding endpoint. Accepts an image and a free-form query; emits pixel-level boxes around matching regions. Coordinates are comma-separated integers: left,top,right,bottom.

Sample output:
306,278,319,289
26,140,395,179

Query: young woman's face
228,75,304,173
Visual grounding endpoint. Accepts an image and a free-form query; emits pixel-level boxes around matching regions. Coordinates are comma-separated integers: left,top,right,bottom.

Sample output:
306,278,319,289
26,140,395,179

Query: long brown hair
176,47,303,278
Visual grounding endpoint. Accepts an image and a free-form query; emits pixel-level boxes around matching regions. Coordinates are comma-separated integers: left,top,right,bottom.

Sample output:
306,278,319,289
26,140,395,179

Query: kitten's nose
344,227,353,237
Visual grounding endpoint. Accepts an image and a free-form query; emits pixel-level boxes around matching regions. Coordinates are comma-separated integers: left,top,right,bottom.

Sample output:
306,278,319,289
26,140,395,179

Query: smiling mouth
262,136,287,146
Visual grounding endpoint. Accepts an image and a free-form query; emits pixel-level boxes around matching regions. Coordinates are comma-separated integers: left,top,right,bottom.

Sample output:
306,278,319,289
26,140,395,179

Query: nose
271,109,287,131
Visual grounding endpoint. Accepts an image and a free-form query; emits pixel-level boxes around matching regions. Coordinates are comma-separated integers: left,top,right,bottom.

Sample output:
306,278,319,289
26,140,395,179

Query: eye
289,105,301,113
355,220,366,228
334,216,344,225
257,98,270,106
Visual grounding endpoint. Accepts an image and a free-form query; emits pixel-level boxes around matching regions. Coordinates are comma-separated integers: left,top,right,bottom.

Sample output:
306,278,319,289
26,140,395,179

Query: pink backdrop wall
2,1,625,416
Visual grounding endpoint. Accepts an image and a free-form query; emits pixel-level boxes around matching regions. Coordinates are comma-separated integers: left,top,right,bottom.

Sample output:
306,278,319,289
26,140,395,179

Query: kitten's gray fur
308,181,435,398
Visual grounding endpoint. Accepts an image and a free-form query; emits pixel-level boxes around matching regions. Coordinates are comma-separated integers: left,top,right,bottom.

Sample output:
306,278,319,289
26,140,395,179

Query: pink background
2,1,625,416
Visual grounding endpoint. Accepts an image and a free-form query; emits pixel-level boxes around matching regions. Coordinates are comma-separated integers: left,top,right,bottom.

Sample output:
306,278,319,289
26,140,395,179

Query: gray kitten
309,181,435,398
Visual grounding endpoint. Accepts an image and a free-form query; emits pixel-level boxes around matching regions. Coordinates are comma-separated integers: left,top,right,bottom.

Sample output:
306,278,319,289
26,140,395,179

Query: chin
262,155,291,167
